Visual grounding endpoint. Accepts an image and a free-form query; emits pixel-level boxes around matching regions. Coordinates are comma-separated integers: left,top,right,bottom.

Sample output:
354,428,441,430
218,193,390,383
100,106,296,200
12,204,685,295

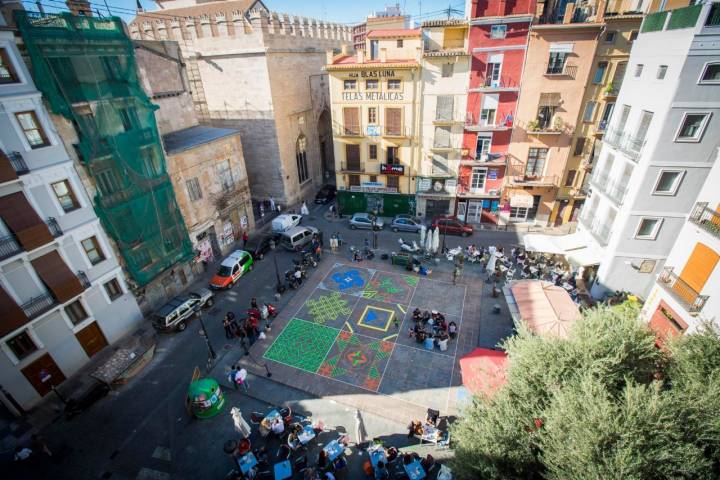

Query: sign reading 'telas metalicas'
341,70,404,101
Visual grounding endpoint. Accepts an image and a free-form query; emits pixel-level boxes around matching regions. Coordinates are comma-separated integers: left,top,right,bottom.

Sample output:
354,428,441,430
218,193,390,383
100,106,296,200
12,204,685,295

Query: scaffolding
15,11,194,286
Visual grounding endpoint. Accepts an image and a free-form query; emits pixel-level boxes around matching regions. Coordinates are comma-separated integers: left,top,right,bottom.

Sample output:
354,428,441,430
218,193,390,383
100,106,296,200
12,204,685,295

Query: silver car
390,216,424,233
349,212,384,230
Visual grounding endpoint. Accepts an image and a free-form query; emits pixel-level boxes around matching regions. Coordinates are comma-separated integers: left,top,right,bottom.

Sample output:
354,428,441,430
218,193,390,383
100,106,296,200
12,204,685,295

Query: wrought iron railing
604,182,629,205
20,291,57,319
77,270,91,289
603,127,646,161
46,217,62,238
545,64,578,78
8,152,29,175
689,202,720,239
0,235,22,260
658,266,709,313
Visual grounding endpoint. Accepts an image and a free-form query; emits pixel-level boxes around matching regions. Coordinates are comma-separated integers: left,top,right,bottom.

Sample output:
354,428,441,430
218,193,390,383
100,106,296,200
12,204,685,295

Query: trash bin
188,378,225,419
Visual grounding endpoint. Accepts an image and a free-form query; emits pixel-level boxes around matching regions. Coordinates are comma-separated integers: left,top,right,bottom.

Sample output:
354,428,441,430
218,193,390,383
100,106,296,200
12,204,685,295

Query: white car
271,213,302,232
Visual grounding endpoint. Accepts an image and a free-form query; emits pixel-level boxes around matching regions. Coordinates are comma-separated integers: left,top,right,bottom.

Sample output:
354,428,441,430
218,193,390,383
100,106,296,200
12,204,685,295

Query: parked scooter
297,250,318,268
398,238,420,253
350,245,374,261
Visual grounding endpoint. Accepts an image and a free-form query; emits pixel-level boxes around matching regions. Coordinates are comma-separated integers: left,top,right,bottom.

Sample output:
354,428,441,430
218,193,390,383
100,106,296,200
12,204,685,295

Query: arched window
296,135,309,184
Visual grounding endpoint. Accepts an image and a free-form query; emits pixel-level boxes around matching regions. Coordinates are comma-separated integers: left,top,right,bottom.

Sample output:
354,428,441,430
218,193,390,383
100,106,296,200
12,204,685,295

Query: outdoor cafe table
298,424,316,445
323,439,345,462
419,424,440,444
260,409,281,436
237,452,258,474
404,460,426,480
274,459,292,480
369,446,387,468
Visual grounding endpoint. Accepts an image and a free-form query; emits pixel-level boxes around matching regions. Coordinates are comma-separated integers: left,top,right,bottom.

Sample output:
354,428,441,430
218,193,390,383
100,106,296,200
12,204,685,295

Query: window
186,177,202,201
397,39,403,48
348,174,360,187
546,52,568,74
387,147,399,164
490,25,507,39
629,30,638,42
65,300,89,325
655,65,668,80
537,105,556,129
574,137,586,156
604,31,616,43
433,126,452,148
385,107,402,135
95,168,121,195
470,168,487,190
485,61,501,86
6,331,38,360
118,107,136,131
617,104,631,131
343,107,360,135
365,79,378,90
51,180,80,212
564,170,577,187
368,107,377,124
635,110,654,144
0,48,19,84
510,207,529,220
369,144,377,160
369,175,377,182
441,63,454,78
343,79,357,90
216,160,234,191
476,136,491,158
636,217,662,239
435,95,454,121
593,62,608,84
525,148,548,176
653,170,683,195
296,135,309,183
15,111,49,149
634,64,643,77
583,101,596,123
676,113,710,141
699,62,720,84
370,40,379,60
386,175,399,189
432,153,450,175
387,79,401,90
480,108,496,126
82,236,106,265
104,278,123,301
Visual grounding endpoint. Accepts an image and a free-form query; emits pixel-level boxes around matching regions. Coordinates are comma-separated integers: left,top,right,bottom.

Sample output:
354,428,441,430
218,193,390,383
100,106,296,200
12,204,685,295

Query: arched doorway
317,108,334,182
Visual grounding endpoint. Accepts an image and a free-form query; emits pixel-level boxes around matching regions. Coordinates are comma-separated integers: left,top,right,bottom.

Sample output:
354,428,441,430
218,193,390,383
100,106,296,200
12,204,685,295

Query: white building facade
0,21,142,413
579,2,720,299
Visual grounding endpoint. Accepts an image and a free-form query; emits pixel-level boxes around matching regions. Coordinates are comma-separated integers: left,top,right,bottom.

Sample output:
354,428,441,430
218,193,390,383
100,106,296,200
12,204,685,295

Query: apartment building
552,1,643,226
460,0,535,225
504,0,604,225
0,15,142,412
641,151,720,340
354,4,409,52
326,30,422,215
579,2,720,299
416,19,470,219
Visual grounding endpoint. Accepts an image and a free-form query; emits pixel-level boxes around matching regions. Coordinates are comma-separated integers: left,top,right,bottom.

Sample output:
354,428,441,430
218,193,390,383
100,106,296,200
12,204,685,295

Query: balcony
333,123,363,137
77,270,91,289
20,291,58,320
469,76,520,93
0,235,22,261
465,112,513,132
461,152,506,166
689,202,720,240
8,152,30,175
424,47,468,58
658,266,709,314
510,175,558,187
588,221,612,246
604,182,629,205
339,162,365,173
544,64,578,79
383,126,411,138
603,127,645,161
46,217,63,238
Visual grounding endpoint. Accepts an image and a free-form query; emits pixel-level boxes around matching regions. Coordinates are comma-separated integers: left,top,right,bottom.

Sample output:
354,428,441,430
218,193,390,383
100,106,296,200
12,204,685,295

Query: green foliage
451,307,720,480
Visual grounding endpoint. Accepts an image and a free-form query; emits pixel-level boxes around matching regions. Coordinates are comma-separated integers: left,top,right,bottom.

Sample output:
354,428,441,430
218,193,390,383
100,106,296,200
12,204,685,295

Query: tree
451,305,720,479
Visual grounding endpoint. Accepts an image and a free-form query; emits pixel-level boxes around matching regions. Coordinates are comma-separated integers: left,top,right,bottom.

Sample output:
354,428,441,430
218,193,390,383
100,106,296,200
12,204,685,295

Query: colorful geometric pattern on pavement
318,331,394,391
304,291,353,325
263,318,338,373
319,264,374,297
362,272,417,304
345,298,405,342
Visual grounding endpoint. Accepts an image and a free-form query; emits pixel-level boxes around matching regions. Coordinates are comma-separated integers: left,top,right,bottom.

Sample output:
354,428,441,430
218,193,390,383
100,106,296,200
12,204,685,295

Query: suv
349,212,384,230
314,185,337,204
152,289,214,332
210,250,254,289
431,216,473,237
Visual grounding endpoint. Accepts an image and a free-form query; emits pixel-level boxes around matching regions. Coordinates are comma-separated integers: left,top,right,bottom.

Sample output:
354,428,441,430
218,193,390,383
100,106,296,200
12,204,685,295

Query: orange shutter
385,108,402,135
0,285,29,337
678,243,719,293
0,150,19,183
343,107,360,135
0,192,54,251
31,251,84,303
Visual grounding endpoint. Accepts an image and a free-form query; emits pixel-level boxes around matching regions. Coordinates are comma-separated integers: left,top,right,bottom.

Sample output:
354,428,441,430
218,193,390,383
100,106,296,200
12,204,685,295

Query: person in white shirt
271,417,285,436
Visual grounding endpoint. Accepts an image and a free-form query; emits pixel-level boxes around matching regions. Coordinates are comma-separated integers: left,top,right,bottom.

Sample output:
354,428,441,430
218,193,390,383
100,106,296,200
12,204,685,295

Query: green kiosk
188,378,225,419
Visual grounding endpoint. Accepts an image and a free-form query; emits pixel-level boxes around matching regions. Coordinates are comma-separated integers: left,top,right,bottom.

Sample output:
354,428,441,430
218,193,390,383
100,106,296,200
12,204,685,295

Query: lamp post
197,312,217,362
273,254,284,294
371,209,378,250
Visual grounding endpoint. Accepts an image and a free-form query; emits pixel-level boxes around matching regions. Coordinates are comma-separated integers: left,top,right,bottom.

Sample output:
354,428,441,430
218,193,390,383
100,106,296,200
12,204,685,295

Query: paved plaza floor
244,260,484,417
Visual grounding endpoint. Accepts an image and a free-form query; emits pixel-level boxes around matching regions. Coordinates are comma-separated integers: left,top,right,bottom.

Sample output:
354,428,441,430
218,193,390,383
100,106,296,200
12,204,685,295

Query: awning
549,42,573,53
523,231,601,266
539,92,561,107
459,348,508,397
509,280,582,339
510,191,534,208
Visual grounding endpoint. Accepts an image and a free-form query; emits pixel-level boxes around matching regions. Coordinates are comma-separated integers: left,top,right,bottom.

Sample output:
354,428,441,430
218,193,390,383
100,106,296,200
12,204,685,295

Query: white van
271,214,302,233
280,226,319,251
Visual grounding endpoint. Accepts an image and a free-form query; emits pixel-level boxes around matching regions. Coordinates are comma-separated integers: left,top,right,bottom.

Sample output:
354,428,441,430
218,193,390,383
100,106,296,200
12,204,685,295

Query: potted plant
552,116,564,132
604,83,615,95
527,119,540,131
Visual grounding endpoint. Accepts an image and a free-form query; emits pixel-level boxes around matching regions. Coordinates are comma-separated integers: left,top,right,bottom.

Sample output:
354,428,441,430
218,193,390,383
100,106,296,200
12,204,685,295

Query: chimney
357,48,365,63
379,48,387,63
66,0,92,16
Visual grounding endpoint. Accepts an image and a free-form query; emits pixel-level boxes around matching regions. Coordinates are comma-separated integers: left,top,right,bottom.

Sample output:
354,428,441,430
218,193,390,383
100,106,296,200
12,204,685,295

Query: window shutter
0,192,54,251
678,243,719,294
385,108,402,135
31,251,84,303
345,144,360,171
343,107,360,135
434,126,452,148
0,285,29,337
539,92,561,107
0,150,19,183
574,137,586,156
436,96,454,121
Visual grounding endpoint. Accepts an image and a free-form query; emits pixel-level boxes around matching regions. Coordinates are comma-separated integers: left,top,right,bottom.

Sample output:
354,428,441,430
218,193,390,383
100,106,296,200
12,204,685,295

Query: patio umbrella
486,251,497,273
231,407,252,438
432,227,440,254
354,409,367,446
419,225,426,250
425,227,434,252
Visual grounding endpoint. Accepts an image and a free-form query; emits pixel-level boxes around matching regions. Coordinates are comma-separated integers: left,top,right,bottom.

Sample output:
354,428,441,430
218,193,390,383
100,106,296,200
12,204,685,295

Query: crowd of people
408,309,457,352
222,297,277,348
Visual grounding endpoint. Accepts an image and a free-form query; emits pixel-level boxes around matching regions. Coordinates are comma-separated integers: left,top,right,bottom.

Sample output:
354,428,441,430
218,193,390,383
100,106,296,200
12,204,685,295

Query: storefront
415,177,456,219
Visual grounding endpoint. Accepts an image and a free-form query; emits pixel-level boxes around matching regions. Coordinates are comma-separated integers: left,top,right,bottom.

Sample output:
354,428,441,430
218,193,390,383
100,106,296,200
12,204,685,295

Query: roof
136,0,266,21
459,348,508,397
326,56,419,69
366,28,421,38
220,250,249,267
509,280,582,339
162,125,240,155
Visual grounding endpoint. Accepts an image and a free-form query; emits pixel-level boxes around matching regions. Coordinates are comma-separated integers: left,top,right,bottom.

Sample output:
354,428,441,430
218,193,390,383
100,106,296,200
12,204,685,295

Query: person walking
223,313,234,339
228,366,239,390
242,231,249,248
452,265,461,285
250,297,258,310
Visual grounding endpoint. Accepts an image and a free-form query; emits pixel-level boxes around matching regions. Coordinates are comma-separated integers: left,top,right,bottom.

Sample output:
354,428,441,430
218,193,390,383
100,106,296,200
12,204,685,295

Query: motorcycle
350,245,374,261
284,270,301,290
298,250,318,268
398,238,420,253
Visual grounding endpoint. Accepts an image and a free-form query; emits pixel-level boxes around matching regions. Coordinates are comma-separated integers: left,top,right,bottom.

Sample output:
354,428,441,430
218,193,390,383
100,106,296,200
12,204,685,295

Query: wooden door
21,353,66,397
75,322,108,358
345,144,360,171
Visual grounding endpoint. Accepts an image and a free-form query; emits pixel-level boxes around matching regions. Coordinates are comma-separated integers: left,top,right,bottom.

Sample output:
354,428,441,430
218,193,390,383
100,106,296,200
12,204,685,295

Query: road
9,202,522,480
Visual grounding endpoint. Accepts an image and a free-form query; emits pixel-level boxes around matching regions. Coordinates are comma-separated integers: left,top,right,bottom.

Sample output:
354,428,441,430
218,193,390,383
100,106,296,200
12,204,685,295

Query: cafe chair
279,406,292,419
250,412,265,424
276,444,291,460
294,455,309,475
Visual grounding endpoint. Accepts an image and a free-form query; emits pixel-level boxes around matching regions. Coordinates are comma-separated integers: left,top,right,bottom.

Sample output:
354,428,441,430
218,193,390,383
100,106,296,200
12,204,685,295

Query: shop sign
488,169,498,180
417,178,432,192
367,125,381,136
349,186,398,193
380,164,404,175
361,181,384,188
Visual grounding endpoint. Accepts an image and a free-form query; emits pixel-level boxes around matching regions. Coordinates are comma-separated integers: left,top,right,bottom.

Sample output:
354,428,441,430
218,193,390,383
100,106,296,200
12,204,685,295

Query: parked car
431,216,474,237
271,213,302,233
152,288,214,332
209,250,254,289
279,226,320,251
390,215,424,233
314,184,337,204
349,212,384,230
245,234,278,260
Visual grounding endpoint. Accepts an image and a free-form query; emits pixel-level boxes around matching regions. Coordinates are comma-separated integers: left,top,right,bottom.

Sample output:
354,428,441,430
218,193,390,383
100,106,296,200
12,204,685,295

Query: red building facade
458,0,536,224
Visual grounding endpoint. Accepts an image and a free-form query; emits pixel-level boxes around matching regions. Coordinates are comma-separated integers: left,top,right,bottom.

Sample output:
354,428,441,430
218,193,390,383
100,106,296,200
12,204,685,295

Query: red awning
459,348,508,397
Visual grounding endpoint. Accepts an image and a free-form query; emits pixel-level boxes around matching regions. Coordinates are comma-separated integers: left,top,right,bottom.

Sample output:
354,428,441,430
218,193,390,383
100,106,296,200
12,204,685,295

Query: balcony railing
604,182,629,205
658,266,709,313
0,235,22,260
510,175,558,186
46,217,63,238
77,270,91,289
589,222,612,246
689,202,720,239
465,112,513,131
603,127,646,161
471,76,519,91
21,291,58,320
8,152,29,175
545,64,578,79
596,120,608,133
340,162,365,173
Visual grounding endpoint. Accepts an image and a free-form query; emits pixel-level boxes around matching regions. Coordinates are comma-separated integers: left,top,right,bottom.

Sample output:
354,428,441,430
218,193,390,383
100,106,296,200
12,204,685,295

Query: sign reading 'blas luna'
342,70,404,101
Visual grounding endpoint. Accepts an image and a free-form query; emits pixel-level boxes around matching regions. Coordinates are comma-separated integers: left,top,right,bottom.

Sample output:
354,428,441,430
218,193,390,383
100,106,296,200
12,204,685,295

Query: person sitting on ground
272,417,285,436
402,453,414,465
412,308,422,322
426,409,440,426
288,430,300,450
415,329,426,344
353,249,363,262
375,461,390,480
420,454,435,471
437,317,448,332
436,332,449,352
255,446,269,467
407,420,423,438
332,455,347,471
448,321,458,339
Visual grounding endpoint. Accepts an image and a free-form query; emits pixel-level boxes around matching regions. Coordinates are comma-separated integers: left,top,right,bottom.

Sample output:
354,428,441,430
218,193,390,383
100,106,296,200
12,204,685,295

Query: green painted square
263,318,338,373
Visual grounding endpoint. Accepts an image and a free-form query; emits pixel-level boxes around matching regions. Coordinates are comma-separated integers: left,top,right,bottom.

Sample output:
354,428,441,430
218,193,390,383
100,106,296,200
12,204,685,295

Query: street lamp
371,209,378,250
273,254,285,294
197,311,217,363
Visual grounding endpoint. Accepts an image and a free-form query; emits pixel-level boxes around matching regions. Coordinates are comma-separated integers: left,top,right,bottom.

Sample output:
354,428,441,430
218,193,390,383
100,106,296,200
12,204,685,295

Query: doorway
21,353,66,397
425,199,450,218
75,322,109,358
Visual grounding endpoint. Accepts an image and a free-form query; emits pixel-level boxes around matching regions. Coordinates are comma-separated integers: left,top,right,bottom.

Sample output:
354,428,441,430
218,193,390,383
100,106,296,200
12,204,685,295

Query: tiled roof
163,125,240,154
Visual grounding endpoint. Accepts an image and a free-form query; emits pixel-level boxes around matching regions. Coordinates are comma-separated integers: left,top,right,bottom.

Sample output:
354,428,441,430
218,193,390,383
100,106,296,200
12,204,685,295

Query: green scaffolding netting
15,11,193,286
